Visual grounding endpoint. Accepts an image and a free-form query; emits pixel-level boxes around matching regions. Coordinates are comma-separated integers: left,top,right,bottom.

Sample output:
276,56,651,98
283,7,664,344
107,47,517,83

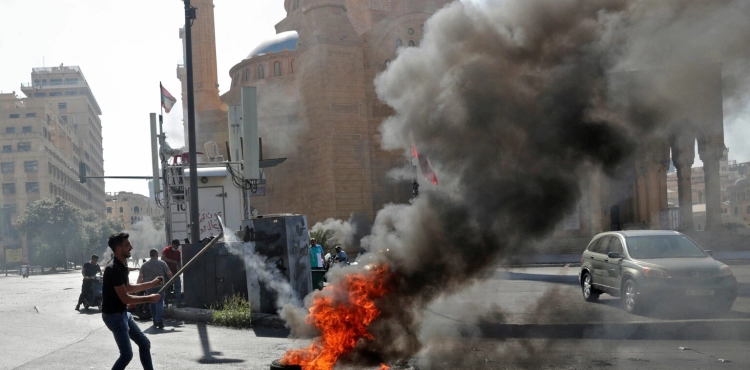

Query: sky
0,0,286,196
0,0,748,198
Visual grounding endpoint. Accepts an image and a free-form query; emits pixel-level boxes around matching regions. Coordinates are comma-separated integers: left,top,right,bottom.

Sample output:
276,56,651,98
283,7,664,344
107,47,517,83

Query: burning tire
270,360,301,370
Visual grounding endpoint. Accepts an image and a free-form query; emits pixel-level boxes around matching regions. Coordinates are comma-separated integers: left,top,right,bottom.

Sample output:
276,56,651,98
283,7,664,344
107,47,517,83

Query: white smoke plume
311,216,358,252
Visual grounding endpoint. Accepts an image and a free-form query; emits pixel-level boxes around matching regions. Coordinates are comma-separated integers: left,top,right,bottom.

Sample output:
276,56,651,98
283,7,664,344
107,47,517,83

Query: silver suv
579,230,737,314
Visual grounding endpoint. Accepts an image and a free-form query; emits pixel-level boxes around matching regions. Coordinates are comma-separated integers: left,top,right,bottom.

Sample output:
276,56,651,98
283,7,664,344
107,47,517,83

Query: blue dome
246,31,299,59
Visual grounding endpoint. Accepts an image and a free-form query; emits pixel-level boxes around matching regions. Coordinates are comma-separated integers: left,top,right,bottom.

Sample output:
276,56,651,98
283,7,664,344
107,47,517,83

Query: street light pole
183,0,200,245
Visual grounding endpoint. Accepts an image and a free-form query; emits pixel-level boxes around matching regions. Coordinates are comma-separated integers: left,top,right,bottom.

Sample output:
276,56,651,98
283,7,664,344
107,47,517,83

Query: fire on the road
281,265,392,370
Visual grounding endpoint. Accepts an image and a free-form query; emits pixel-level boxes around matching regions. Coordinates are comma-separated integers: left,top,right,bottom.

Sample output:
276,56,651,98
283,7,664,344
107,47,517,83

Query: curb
473,319,750,340
164,306,750,340
163,307,287,329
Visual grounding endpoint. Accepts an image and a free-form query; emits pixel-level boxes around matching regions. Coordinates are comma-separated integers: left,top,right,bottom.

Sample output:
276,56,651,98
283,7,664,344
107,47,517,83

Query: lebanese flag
161,83,177,113
411,143,438,185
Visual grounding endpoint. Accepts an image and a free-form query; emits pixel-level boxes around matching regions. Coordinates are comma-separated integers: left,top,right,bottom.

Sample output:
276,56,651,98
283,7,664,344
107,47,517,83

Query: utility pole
183,0,200,245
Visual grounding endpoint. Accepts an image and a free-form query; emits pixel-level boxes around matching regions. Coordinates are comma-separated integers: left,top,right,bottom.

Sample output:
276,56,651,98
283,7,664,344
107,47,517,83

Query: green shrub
211,294,252,329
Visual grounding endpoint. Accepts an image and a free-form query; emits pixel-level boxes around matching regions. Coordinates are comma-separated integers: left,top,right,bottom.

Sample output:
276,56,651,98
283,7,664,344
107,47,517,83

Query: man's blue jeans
146,287,165,324
102,312,153,370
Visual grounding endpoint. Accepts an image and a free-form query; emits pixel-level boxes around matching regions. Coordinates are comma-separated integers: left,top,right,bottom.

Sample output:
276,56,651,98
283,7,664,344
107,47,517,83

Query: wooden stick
158,231,224,295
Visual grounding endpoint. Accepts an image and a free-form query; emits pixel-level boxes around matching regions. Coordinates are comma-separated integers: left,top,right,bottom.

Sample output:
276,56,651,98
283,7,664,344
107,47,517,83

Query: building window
4,203,17,214
2,183,16,194
274,61,281,76
735,207,739,215
385,60,390,67
107,207,112,214
119,207,124,213
34,93,45,97
1,162,14,174
9,114,19,119
49,92,62,97
64,91,77,96
50,79,62,85
134,206,140,213
61,116,68,123
17,142,31,152
408,28,414,35
291,59,295,74
396,39,403,48
22,126,32,134
420,24,424,31
25,182,40,193
408,40,415,47
24,161,38,172
25,113,36,118
65,78,78,85
58,103,67,110
5,127,15,134
2,145,11,153
258,64,265,79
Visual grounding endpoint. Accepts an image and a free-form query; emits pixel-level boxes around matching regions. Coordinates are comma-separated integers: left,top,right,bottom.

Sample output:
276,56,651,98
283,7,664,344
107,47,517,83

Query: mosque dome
734,177,750,188
246,31,299,59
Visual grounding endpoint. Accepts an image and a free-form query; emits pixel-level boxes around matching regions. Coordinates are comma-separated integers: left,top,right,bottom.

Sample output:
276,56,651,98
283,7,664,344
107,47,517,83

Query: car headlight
642,266,671,278
718,265,733,277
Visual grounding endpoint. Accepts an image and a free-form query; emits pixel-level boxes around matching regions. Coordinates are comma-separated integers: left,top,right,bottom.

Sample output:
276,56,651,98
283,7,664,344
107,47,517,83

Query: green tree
15,197,84,270
82,210,124,258
309,229,340,256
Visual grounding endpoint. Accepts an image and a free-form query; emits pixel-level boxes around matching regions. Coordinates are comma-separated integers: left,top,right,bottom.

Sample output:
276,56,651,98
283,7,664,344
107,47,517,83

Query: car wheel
621,279,642,314
581,273,600,302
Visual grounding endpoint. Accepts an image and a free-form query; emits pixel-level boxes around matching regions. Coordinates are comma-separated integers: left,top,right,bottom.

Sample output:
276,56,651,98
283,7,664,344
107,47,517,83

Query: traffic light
79,161,87,183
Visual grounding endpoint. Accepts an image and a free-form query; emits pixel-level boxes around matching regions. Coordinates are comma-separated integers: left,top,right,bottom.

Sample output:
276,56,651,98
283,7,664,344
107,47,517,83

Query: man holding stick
102,233,162,370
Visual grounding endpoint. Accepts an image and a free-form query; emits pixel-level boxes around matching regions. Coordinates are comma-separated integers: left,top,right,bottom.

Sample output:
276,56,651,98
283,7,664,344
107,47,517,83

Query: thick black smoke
284,0,750,365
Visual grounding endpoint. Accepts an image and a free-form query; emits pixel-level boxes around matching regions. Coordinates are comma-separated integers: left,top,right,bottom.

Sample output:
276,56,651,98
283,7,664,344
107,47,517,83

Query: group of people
309,237,349,269
76,236,184,369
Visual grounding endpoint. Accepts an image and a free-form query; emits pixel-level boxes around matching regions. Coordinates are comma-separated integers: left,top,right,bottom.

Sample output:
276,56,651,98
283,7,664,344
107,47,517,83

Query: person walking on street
76,254,101,310
137,249,172,329
102,233,163,370
161,239,183,307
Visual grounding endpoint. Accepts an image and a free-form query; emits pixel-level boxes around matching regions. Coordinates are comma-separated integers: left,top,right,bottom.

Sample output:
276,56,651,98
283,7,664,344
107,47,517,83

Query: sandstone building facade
0,66,105,261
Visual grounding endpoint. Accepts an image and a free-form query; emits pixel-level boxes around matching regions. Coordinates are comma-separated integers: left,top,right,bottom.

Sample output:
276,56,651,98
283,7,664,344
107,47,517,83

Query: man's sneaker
156,322,164,329
75,305,80,311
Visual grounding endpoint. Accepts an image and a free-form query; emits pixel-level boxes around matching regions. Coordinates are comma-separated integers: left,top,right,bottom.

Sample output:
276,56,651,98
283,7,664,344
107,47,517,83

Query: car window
608,237,624,255
626,235,707,259
589,236,610,254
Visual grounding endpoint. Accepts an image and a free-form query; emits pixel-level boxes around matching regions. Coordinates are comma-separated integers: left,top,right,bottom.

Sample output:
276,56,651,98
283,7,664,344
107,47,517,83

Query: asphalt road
1,265,749,369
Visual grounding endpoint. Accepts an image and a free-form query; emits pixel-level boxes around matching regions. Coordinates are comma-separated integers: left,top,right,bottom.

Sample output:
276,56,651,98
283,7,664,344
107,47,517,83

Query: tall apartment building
0,65,105,262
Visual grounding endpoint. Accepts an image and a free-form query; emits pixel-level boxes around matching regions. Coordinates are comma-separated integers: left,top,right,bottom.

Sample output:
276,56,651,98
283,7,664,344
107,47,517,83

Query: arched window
396,39,402,48
291,59,295,74
258,64,265,79
245,68,250,81
134,206,140,213
106,207,112,214
274,61,281,76
408,40,415,47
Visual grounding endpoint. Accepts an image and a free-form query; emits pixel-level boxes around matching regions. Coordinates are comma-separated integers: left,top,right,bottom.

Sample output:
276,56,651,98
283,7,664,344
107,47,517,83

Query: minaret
177,0,227,157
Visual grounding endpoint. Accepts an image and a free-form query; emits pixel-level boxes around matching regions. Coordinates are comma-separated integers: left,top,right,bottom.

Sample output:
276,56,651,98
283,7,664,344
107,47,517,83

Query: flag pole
160,81,164,115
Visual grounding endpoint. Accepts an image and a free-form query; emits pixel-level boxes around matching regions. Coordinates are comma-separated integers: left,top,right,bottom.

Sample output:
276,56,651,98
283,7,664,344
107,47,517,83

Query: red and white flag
161,83,177,113
411,142,438,185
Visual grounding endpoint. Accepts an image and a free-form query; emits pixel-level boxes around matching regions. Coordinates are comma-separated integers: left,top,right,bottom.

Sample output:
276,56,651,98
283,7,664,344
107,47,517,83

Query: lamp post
183,0,200,245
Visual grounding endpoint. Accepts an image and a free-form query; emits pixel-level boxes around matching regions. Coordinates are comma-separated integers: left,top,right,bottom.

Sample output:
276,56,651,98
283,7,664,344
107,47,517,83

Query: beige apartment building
105,191,162,230
0,65,105,263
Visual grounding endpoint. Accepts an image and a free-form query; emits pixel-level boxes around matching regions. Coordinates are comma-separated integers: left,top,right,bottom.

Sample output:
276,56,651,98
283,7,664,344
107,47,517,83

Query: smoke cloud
283,0,750,365
125,216,165,262
312,216,358,251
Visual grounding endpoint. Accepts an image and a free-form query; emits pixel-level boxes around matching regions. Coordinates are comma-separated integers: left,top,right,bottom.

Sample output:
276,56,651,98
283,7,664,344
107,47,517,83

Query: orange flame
281,265,391,370
380,364,391,370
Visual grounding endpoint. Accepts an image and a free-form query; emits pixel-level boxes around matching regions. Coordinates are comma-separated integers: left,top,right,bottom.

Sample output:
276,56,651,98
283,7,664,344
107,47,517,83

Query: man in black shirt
75,254,102,310
102,233,162,370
